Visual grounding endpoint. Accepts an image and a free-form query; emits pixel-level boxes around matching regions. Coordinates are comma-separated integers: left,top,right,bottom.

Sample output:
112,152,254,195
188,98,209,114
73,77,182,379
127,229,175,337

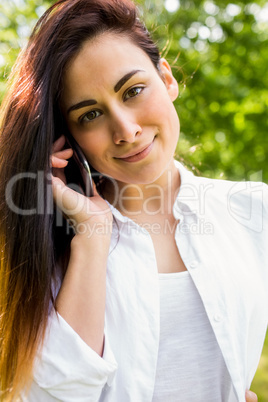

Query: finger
51,155,69,169
51,149,73,168
52,134,71,153
52,176,93,224
54,148,73,157
245,390,258,402
52,166,67,184
53,148,73,161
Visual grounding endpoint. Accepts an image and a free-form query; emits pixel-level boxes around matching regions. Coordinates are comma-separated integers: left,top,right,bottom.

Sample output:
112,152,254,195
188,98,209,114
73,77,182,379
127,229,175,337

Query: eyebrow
67,99,97,114
67,69,144,114
114,69,144,93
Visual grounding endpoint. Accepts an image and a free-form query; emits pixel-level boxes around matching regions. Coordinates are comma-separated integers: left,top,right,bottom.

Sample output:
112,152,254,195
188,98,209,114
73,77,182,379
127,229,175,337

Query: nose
112,110,142,144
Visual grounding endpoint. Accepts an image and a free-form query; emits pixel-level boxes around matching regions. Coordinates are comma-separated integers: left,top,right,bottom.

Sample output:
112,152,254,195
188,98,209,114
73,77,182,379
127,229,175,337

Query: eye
124,86,144,101
80,110,102,123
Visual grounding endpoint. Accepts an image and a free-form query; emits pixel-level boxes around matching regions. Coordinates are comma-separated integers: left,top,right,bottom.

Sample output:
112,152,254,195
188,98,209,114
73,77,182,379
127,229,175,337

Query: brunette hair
0,0,161,399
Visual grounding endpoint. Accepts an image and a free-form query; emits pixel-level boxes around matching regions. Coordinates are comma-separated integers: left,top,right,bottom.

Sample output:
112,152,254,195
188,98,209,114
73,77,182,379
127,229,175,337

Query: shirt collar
173,160,200,222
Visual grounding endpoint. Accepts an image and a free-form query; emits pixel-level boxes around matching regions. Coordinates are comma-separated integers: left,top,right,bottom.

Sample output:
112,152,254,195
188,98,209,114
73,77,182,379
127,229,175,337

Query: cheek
70,130,107,168
70,126,105,154
82,141,105,165
170,104,180,133
142,87,177,124
142,95,164,120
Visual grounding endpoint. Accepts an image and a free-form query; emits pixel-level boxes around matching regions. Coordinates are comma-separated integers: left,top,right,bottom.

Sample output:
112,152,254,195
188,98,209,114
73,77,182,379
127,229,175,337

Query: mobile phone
65,134,94,197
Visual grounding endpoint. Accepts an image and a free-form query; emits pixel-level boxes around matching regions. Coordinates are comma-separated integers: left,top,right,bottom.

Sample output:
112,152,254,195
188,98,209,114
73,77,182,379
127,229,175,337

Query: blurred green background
0,0,267,399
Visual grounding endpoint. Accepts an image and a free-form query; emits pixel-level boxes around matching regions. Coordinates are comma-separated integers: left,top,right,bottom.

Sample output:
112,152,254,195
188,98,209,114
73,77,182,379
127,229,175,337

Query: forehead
62,32,155,99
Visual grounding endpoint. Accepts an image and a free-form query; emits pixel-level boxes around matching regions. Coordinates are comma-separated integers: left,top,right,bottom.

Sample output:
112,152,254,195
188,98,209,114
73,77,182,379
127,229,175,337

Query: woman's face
61,32,180,186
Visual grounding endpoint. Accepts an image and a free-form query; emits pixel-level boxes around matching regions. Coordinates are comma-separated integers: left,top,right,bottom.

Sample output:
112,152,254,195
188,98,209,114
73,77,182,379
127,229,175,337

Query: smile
115,139,155,163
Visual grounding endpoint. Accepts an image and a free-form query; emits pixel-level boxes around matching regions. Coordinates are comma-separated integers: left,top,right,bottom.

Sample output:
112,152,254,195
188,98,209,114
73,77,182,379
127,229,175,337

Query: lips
115,139,155,163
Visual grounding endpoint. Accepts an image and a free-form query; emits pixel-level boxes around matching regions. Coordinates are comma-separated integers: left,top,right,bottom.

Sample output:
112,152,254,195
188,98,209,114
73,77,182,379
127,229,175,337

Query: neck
103,159,180,218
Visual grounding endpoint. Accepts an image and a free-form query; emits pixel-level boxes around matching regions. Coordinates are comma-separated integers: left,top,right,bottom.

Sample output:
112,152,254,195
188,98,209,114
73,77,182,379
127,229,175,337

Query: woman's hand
51,135,112,237
52,135,112,355
246,389,258,402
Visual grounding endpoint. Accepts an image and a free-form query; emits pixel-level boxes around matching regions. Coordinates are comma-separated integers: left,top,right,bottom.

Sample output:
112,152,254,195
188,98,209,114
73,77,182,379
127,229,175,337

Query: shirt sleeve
27,309,118,401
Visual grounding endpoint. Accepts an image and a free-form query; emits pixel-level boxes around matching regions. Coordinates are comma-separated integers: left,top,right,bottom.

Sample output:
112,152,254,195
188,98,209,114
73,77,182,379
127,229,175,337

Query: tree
1,0,267,181
138,0,268,182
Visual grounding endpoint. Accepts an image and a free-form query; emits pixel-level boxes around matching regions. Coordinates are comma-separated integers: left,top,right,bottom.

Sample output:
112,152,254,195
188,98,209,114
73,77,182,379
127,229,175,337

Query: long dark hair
0,0,160,399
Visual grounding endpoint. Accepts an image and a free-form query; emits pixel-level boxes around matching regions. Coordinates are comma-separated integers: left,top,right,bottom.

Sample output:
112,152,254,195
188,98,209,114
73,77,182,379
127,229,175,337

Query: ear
158,58,179,102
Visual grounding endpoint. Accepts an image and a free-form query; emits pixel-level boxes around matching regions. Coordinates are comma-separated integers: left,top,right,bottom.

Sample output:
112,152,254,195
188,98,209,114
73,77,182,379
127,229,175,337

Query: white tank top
152,271,234,402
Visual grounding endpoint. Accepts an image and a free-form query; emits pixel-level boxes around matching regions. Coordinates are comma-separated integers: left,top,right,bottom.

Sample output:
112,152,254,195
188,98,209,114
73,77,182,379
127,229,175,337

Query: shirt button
189,260,198,269
214,313,222,322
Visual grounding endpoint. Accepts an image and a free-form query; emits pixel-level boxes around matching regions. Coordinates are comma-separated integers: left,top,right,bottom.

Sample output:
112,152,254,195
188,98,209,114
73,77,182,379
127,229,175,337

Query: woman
0,0,265,400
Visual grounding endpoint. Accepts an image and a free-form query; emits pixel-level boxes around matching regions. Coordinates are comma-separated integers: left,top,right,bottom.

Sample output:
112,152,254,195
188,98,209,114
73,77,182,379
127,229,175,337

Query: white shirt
152,271,233,401
24,161,268,402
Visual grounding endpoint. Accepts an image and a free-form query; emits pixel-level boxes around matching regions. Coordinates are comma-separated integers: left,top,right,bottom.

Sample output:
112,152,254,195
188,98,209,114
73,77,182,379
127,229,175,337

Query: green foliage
0,0,267,181
139,0,268,182
0,0,267,395
252,333,268,401
2,0,266,181
0,0,51,99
